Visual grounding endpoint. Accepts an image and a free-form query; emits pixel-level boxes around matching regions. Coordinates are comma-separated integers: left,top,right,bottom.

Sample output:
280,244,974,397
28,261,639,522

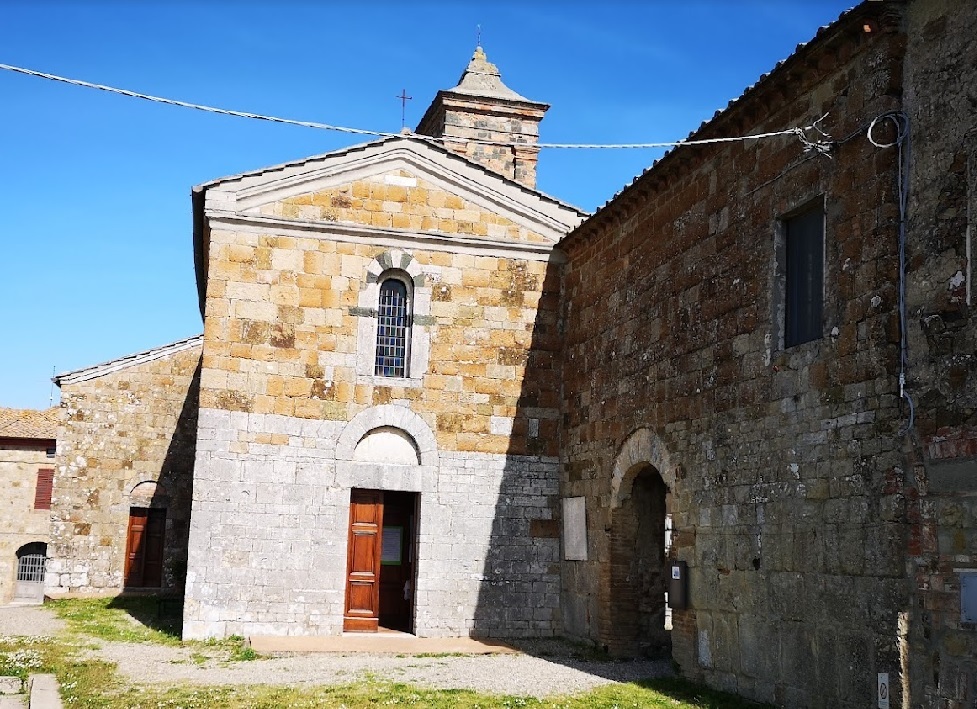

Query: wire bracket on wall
795,113,835,157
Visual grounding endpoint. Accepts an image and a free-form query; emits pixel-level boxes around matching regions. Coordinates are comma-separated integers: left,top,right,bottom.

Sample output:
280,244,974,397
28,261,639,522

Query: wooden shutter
34,469,54,510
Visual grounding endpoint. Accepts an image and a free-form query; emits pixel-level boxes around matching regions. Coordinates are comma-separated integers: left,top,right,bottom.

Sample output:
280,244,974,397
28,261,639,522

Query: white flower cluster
2,649,42,670
0,635,45,645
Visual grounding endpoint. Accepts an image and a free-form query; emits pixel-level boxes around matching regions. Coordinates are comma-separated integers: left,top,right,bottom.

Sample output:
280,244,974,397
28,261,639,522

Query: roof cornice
205,211,567,264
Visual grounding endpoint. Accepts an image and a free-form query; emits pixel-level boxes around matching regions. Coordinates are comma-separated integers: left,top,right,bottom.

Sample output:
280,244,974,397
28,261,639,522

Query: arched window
375,277,411,377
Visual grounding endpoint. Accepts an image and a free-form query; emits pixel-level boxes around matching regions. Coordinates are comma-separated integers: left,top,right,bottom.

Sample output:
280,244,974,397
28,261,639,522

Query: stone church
29,1,977,707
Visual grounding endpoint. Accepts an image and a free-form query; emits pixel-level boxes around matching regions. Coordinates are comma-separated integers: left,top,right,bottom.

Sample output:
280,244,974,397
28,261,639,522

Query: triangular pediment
197,137,585,248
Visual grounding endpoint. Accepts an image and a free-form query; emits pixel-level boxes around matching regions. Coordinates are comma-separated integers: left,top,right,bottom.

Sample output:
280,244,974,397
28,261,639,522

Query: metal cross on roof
396,89,412,129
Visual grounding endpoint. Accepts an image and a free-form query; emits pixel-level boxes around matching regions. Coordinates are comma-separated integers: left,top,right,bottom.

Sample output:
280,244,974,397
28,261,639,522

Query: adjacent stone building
46,336,201,596
902,1,977,705
557,1,976,707
0,407,58,604
37,1,976,706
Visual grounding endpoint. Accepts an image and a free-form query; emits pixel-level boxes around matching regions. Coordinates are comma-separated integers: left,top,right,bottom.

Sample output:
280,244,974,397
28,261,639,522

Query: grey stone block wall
183,407,560,639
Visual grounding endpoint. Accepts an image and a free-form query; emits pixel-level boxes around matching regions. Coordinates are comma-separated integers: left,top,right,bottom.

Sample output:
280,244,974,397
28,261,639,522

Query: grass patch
227,644,260,662
48,597,182,646
16,670,772,709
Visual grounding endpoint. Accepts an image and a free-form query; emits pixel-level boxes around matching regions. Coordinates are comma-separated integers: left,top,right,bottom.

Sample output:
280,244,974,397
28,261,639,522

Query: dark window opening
784,207,824,347
375,278,410,377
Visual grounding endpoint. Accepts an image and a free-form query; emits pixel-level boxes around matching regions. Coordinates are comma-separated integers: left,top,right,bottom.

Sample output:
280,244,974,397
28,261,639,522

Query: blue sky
1,1,853,409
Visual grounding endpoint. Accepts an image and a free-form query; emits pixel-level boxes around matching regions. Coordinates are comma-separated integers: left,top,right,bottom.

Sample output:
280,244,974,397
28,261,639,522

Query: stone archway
600,428,677,657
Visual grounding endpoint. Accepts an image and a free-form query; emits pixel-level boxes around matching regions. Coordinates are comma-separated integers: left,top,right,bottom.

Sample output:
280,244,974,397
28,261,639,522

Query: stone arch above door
126,477,169,507
336,405,439,467
611,428,676,508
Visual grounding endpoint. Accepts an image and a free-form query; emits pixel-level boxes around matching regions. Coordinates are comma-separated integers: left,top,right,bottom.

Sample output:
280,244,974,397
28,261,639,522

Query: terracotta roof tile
0,407,60,440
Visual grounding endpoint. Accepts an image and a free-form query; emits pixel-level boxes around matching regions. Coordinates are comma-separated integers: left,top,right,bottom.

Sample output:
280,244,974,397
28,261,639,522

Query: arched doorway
14,541,47,604
608,465,672,657
343,426,421,634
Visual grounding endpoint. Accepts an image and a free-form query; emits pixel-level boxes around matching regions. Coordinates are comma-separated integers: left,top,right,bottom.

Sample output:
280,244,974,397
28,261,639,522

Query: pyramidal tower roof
415,47,549,189
446,46,542,105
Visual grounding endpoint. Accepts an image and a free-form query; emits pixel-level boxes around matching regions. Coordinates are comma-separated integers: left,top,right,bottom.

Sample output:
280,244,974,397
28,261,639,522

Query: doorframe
343,488,420,633
124,506,166,589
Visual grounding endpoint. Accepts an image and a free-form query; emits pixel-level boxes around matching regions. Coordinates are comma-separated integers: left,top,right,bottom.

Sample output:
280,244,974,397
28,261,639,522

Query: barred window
375,278,410,377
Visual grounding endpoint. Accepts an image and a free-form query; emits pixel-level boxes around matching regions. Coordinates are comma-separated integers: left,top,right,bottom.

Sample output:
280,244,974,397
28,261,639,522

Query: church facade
34,1,977,707
180,62,585,636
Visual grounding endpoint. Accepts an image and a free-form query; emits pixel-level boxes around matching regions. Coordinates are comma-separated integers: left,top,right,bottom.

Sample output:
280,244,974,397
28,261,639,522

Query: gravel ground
0,605,672,698
0,605,64,637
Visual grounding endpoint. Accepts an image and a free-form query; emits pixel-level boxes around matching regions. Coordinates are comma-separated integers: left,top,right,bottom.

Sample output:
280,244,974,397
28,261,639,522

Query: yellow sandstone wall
200,168,561,458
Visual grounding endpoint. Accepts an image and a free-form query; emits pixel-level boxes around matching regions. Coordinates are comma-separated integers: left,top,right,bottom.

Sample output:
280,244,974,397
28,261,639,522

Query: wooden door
125,507,166,588
379,491,415,632
343,490,383,631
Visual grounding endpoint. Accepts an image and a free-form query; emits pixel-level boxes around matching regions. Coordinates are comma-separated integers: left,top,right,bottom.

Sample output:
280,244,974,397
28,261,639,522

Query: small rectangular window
784,207,824,347
34,468,54,510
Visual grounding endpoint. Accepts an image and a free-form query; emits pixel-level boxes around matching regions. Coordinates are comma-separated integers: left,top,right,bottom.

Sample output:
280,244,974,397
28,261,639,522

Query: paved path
248,634,518,654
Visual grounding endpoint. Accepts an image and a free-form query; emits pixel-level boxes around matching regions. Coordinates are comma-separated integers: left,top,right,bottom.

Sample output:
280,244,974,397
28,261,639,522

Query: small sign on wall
562,497,587,561
961,572,977,624
877,672,890,709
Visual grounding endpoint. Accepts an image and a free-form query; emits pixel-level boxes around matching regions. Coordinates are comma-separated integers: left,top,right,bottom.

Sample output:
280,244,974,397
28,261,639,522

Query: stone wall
903,0,977,705
48,344,201,594
558,5,910,707
0,442,55,604
184,409,560,639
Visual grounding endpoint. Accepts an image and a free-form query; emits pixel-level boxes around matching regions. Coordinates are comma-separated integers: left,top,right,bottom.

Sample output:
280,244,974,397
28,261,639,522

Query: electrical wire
868,111,914,435
0,62,393,138
0,61,831,152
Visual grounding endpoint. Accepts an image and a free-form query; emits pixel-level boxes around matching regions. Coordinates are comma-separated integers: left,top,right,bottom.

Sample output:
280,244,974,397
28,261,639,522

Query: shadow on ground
106,594,183,641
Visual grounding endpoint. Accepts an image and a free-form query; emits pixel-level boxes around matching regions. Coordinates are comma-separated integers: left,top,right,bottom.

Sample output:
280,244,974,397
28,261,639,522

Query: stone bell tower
415,47,549,190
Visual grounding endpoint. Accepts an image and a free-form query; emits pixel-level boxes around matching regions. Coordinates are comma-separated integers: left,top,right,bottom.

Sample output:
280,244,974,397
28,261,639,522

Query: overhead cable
1,61,831,152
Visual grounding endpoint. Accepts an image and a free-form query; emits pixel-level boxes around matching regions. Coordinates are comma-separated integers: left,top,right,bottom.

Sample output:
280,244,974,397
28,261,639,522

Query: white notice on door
381,526,402,565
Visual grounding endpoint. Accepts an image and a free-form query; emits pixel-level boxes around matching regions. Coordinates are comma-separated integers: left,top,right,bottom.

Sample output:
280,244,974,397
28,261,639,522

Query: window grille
16,554,45,583
375,279,410,377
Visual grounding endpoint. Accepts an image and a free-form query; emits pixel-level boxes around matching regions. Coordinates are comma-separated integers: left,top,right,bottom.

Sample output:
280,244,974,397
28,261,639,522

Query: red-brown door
344,490,383,631
125,507,166,588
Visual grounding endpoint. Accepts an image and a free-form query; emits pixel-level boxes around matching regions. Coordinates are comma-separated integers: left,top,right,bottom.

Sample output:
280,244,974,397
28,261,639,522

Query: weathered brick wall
48,345,201,594
426,103,544,190
185,163,566,638
0,443,55,603
559,6,909,707
903,0,977,705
